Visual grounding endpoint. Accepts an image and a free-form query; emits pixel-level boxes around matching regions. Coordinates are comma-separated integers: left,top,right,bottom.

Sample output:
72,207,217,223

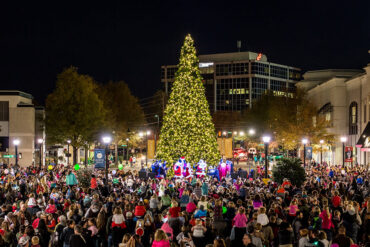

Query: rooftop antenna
237,40,241,52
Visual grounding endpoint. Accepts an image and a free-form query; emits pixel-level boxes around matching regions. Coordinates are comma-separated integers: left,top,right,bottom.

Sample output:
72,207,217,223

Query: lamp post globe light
302,138,308,167
262,136,271,178
102,136,112,181
66,140,71,165
13,139,20,167
249,129,256,136
340,136,347,166
37,139,43,168
319,140,324,164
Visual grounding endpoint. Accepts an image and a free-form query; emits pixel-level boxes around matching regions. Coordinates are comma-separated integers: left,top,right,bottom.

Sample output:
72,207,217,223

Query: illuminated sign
199,62,214,68
256,53,263,61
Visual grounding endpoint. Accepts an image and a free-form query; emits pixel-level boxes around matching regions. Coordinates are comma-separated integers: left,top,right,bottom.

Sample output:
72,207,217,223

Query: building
296,64,370,166
0,90,45,167
161,51,301,113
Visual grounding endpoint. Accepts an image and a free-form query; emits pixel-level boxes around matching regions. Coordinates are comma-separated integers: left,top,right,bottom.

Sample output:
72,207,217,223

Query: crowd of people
0,162,369,247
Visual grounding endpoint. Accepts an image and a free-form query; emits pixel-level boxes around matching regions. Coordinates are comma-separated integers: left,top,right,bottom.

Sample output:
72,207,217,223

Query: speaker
148,172,156,179
139,171,147,179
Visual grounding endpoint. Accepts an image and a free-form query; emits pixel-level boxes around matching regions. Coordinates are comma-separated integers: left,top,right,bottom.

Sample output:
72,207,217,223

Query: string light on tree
156,34,220,167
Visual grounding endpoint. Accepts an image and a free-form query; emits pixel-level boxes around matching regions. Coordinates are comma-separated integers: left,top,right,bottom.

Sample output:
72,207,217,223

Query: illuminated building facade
161,51,301,113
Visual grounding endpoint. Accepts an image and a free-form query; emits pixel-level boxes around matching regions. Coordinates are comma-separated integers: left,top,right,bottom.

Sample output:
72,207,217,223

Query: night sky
1,0,369,104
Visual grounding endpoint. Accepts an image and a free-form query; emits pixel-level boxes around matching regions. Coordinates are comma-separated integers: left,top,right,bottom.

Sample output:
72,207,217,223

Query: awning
356,122,370,151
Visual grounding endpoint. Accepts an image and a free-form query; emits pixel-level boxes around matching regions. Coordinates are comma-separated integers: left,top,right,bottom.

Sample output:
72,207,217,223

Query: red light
256,53,262,61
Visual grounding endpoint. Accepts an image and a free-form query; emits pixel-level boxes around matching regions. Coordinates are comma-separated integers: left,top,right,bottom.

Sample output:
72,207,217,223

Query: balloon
74,164,80,171
118,164,123,170
112,170,116,175
4,169,8,174
113,178,119,184
48,165,53,170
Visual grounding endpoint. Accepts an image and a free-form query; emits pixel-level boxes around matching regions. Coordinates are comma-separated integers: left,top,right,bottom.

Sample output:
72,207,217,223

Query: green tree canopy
272,157,306,187
242,89,335,150
46,66,106,164
157,34,220,165
100,81,145,141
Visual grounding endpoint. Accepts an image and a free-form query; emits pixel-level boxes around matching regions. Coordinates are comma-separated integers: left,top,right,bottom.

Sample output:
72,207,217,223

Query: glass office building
161,51,301,113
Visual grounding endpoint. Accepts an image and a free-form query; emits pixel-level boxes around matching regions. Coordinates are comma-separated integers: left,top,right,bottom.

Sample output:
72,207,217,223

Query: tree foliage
157,34,220,165
242,89,335,150
99,81,145,144
272,157,306,187
45,67,106,164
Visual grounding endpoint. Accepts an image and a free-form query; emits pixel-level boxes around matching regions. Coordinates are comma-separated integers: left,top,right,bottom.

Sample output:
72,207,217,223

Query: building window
364,104,367,123
0,101,9,121
318,103,333,127
349,102,358,135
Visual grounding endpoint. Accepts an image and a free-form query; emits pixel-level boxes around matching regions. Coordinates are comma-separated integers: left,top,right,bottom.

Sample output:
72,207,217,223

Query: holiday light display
156,34,220,169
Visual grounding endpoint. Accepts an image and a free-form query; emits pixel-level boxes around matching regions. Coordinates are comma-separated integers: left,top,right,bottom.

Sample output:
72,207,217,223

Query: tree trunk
73,146,78,165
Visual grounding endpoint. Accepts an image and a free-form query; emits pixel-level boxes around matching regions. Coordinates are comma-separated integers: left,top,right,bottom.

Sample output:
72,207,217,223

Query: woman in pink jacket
320,206,334,241
233,207,248,246
152,229,171,247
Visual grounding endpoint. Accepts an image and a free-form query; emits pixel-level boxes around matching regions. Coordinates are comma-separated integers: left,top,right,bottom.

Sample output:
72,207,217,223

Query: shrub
272,157,306,187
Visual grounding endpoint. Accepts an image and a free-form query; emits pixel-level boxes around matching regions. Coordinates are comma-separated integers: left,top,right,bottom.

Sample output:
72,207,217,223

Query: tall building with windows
161,51,301,113
0,90,45,167
296,65,370,166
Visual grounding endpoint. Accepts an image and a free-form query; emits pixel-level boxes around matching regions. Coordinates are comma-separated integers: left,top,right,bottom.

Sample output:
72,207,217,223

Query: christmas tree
157,34,220,166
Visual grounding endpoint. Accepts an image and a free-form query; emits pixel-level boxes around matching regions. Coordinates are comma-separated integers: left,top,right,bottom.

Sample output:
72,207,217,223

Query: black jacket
70,234,87,247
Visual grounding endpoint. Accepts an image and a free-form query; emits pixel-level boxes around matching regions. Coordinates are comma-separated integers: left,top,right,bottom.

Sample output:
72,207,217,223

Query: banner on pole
305,147,312,160
94,149,105,169
345,146,353,162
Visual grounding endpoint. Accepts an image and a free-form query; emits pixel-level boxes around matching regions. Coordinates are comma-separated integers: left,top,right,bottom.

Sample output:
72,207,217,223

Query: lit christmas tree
157,34,220,168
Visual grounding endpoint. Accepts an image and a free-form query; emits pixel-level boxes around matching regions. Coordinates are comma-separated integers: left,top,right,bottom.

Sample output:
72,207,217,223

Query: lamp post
319,140,324,164
126,138,129,163
248,129,255,136
67,140,71,165
302,138,308,167
37,139,43,169
13,139,20,167
102,136,112,181
340,136,347,167
262,136,271,178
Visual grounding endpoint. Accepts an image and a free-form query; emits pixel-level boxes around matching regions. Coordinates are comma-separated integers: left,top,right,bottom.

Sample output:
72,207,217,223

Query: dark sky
1,0,369,104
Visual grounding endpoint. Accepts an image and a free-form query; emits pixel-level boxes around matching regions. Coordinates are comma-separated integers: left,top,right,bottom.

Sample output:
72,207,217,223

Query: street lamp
239,131,244,136
126,138,129,164
102,136,112,181
302,138,308,167
319,140,324,164
248,129,255,136
262,136,271,178
37,138,43,169
340,136,347,167
67,140,71,165
13,139,20,167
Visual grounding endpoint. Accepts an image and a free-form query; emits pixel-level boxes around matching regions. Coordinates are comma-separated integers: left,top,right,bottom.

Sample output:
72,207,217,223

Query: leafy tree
272,157,306,187
157,34,220,166
242,89,335,151
46,67,106,164
99,81,145,164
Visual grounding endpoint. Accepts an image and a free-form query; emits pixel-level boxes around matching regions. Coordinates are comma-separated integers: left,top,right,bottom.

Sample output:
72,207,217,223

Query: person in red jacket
169,201,181,218
134,201,146,217
332,191,341,208
90,175,97,190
